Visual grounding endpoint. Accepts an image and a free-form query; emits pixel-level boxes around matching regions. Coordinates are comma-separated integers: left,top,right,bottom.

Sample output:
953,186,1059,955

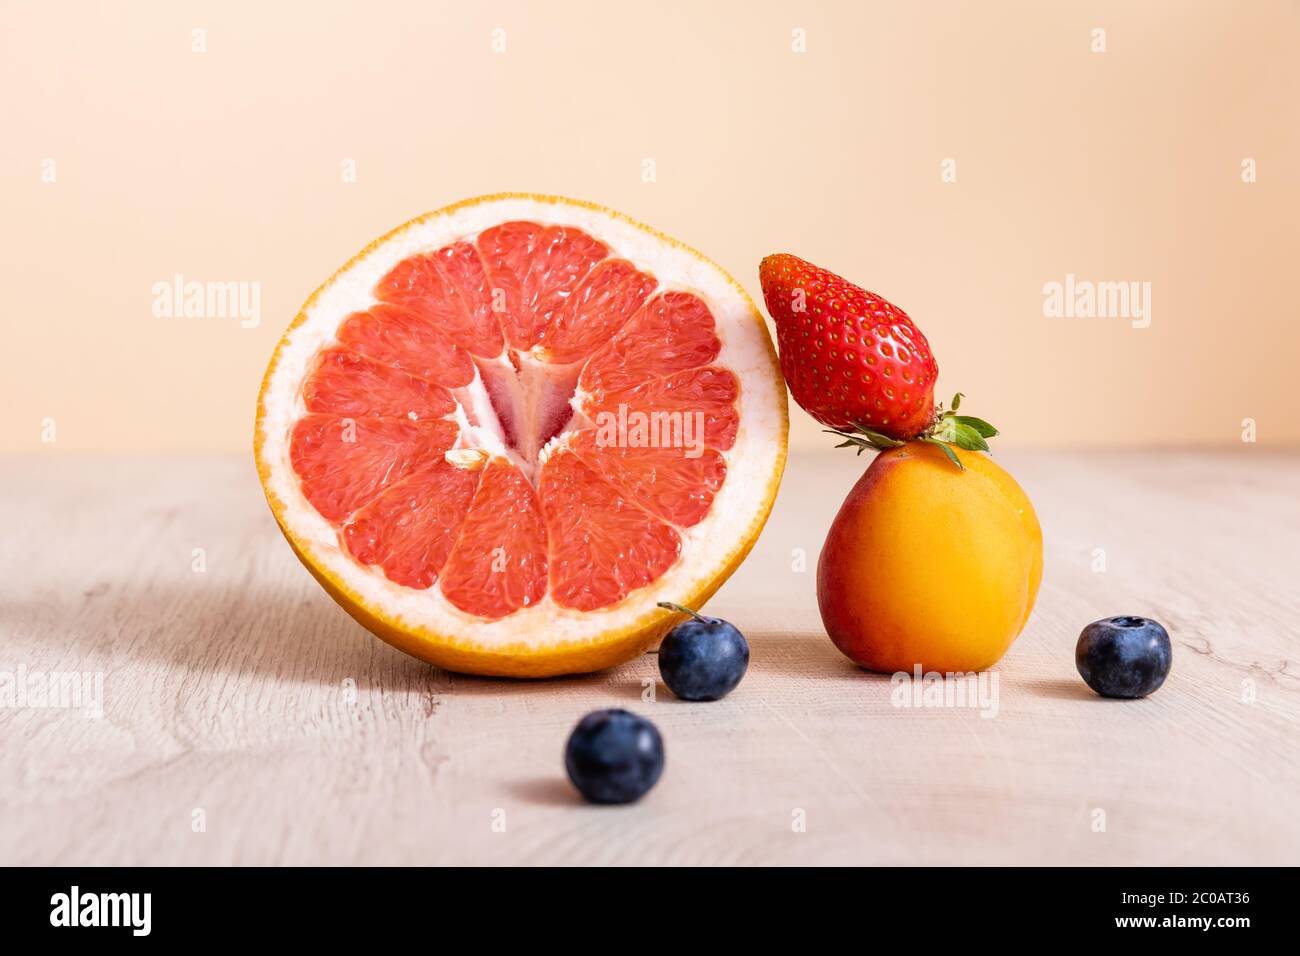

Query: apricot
817,442,1042,673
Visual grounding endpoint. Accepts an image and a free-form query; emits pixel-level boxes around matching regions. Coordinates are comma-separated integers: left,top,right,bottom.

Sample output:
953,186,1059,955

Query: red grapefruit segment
288,415,458,523
428,242,505,358
336,303,475,388
375,246,504,358
587,366,741,451
568,431,726,528
439,457,549,619
478,223,608,350
539,450,682,612
579,291,721,393
303,348,455,421
538,259,658,363
342,458,481,589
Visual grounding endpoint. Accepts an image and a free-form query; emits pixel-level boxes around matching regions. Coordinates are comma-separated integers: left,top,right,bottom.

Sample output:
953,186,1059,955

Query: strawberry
759,253,996,469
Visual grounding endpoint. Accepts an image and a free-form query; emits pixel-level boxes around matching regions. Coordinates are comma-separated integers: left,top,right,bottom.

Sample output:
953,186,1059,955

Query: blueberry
564,709,664,804
1075,616,1172,699
656,601,750,701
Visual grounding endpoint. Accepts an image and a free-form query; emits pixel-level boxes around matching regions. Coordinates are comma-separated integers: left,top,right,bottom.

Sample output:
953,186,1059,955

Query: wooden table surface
2,449,1297,866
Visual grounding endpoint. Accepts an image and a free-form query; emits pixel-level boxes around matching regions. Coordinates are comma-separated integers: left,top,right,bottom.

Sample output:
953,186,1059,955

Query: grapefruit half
255,194,787,676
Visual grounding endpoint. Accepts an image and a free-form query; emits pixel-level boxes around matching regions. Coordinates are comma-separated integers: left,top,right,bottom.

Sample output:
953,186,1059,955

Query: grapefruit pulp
255,194,787,676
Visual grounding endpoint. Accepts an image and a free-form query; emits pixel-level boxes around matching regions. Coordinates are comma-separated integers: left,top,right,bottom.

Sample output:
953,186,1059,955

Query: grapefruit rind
255,193,787,676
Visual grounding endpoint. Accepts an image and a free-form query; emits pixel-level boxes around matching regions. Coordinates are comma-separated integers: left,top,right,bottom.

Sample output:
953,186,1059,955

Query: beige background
2,0,1297,454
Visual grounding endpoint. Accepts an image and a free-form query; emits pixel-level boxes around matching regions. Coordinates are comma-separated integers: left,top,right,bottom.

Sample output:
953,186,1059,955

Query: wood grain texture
1,450,1297,865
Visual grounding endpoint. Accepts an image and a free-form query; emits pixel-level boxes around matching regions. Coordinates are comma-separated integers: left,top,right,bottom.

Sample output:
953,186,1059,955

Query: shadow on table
1026,678,1100,702
11,568,857,701
505,776,582,807
5,576,425,687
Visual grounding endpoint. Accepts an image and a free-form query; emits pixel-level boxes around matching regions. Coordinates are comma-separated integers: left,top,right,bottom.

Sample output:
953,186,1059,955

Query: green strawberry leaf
823,424,906,455
953,415,998,438
823,396,997,472
930,416,959,444
921,436,964,470
827,434,874,456
831,437,872,456
951,423,990,452
850,423,906,448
